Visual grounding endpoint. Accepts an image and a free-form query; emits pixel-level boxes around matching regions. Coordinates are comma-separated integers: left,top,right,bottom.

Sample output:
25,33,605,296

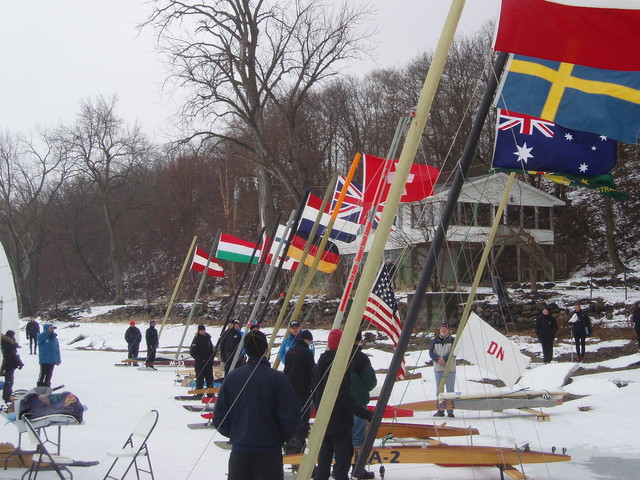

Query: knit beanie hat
129,321,136,326
299,329,313,342
244,330,268,358
198,324,206,331
327,329,342,351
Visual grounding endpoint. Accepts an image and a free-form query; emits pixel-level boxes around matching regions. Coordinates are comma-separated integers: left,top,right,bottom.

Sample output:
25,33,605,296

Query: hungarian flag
286,231,340,274
362,262,405,379
494,0,640,71
216,233,261,264
362,155,439,212
191,247,224,277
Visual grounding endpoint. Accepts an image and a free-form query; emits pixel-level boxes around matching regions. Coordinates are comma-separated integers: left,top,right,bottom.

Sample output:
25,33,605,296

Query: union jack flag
332,176,386,227
498,110,554,137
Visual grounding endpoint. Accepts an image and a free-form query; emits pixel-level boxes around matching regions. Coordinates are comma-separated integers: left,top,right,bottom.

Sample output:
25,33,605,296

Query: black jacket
569,310,591,337
145,326,159,348
124,326,142,346
220,328,242,362
284,339,315,400
1,334,24,371
190,332,215,365
535,314,558,340
212,357,299,451
632,307,640,330
25,321,40,339
313,349,372,436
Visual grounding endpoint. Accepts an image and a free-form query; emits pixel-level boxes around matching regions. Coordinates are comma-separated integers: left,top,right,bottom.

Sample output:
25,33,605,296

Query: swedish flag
496,55,640,145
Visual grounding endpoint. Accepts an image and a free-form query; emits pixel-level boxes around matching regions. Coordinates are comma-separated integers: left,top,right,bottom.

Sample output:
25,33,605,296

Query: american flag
362,262,405,379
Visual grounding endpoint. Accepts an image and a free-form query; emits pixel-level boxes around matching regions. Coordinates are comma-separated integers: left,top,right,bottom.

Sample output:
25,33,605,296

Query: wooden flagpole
352,50,510,478
297,2,469,479
175,231,221,359
439,172,517,392
160,235,197,343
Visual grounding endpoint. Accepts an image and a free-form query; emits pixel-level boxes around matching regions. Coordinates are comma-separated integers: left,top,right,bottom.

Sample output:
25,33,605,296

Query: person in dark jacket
429,324,456,417
213,330,299,480
535,307,558,364
313,329,373,480
189,324,215,391
124,321,142,365
25,317,40,355
350,330,377,479
568,304,591,362
1,330,24,403
145,320,159,369
221,320,243,376
37,324,61,387
283,329,315,454
631,301,640,350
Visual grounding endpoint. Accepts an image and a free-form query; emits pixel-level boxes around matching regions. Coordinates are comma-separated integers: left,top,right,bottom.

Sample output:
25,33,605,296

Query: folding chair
21,416,75,480
102,410,158,480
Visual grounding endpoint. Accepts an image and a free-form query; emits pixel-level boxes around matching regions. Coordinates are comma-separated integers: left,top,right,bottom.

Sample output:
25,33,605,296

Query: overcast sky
0,0,500,143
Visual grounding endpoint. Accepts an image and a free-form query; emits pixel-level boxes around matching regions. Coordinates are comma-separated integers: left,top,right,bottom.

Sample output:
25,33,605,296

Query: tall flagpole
176,231,221,359
352,50,510,478
161,235,197,343
296,2,469,479
439,172,516,392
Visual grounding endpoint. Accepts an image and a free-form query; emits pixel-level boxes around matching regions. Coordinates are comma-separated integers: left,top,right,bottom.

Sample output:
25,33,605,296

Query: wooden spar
375,422,479,439
267,175,337,368
298,3,469,479
353,49,511,479
439,172,517,393
227,211,297,372
332,115,411,329
160,235,196,343
175,232,221,359
285,444,570,466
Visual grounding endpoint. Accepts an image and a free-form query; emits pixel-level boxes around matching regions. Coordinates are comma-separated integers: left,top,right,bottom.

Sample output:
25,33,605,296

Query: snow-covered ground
0,308,639,480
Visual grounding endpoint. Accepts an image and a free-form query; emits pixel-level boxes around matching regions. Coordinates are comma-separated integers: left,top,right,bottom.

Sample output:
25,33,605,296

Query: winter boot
433,410,445,417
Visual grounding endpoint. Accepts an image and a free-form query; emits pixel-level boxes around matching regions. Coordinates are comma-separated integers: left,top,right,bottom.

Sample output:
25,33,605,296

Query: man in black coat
221,320,243,376
124,321,142,365
145,320,159,369
190,324,215,390
213,330,299,480
283,329,315,454
568,304,591,362
25,318,40,355
632,301,640,350
1,330,24,403
535,307,558,364
313,329,372,480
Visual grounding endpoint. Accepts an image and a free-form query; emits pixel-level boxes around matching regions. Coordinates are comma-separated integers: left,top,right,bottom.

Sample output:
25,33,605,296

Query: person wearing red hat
124,321,142,366
313,329,372,480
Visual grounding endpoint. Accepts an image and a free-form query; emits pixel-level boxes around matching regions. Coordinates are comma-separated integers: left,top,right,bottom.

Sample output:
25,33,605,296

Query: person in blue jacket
213,330,299,480
37,324,61,387
278,320,315,365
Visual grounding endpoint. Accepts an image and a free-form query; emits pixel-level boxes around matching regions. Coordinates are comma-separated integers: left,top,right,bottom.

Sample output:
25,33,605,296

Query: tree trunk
603,197,625,274
103,199,125,304
256,167,277,232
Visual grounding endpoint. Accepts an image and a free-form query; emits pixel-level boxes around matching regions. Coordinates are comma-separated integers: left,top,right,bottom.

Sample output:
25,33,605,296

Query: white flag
454,312,530,389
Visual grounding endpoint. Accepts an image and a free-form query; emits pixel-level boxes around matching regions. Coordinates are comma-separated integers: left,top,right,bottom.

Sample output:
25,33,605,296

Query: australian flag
492,109,617,176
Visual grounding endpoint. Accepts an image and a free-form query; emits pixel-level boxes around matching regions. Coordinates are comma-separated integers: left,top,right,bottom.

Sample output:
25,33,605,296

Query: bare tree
0,131,71,315
145,0,372,230
58,96,152,304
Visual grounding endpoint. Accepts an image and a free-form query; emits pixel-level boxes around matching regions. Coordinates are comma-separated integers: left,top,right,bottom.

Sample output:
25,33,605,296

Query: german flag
287,231,340,274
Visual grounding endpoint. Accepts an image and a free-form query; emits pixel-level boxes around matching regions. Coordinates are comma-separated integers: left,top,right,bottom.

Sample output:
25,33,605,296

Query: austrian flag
191,247,224,277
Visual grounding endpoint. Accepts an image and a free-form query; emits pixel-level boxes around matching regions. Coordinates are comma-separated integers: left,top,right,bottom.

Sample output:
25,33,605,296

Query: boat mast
297,2,470,479
352,50,510,479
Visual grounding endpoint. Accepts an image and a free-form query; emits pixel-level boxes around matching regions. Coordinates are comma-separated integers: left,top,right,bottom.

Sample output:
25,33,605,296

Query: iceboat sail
0,240,20,341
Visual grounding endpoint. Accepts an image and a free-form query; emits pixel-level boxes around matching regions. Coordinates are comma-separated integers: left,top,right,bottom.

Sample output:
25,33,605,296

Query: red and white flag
362,155,439,211
494,0,640,71
191,247,224,277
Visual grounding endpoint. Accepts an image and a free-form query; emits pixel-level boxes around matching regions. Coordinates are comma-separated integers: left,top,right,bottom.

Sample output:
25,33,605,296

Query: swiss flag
362,154,439,208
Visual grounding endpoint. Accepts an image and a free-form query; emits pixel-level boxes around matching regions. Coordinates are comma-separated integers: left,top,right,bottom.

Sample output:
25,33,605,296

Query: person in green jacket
350,330,377,479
